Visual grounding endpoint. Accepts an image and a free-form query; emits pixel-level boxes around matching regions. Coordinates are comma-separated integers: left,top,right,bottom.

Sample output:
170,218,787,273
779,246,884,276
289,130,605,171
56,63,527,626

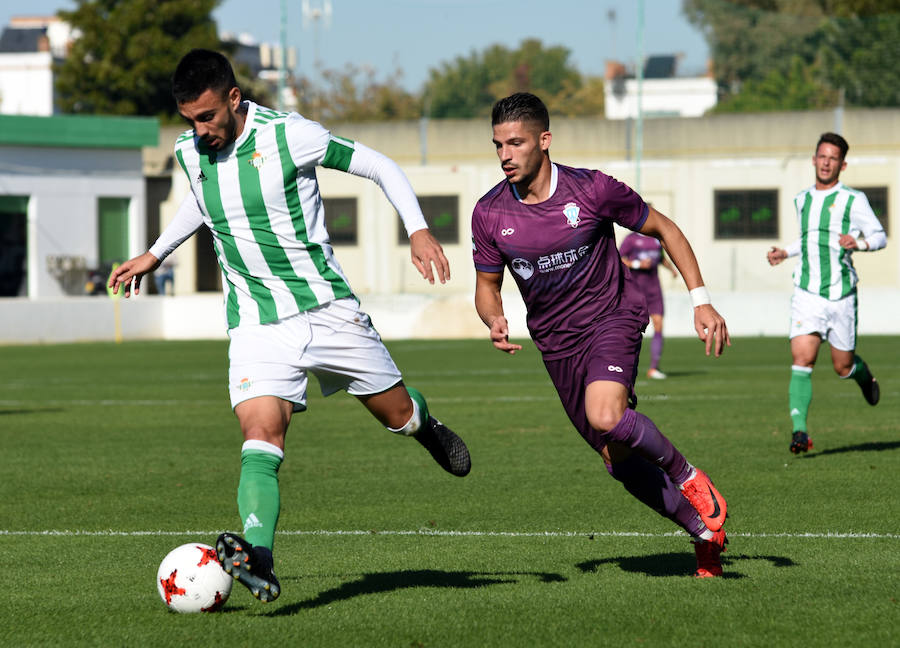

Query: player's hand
489,316,522,355
838,233,858,250
107,251,161,297
694,304,730,357
409,229,450,284
767,246,787,266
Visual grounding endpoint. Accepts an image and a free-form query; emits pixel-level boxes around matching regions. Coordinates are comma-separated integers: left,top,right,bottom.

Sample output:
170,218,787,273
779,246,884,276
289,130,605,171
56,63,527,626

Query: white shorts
227,297,402,412
789,288,857,352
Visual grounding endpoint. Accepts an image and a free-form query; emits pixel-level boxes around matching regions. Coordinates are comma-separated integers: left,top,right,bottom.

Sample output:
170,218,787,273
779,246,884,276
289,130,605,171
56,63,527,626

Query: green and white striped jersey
790,183,884,301
170,102,372,329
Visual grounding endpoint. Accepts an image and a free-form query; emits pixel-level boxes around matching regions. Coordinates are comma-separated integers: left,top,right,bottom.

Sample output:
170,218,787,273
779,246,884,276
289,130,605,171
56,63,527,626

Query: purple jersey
620,232,665,315
472,163,649,358
620,232,663,271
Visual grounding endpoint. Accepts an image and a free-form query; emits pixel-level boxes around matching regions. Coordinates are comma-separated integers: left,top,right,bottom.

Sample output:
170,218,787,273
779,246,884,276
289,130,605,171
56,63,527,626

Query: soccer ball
156,543,233,613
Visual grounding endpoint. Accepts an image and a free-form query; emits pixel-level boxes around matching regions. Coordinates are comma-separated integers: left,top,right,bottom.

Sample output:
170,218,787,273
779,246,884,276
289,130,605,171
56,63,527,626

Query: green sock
237,448,283,551
788,367,813,432
849,355,872,387
406,386,430,427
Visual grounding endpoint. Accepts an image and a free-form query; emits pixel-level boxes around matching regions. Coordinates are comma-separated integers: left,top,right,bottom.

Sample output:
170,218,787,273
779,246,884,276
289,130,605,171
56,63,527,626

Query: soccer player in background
620,231,678,379
767,132,886,454
472,93,731,578
110,49,471,602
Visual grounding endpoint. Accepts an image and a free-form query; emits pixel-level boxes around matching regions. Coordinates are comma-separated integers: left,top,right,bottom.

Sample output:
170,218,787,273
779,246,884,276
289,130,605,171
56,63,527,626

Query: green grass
1,336,897,646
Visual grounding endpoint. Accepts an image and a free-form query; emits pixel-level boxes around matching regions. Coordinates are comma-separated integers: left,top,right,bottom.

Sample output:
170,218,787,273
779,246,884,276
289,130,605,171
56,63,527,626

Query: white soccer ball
157,543,233,613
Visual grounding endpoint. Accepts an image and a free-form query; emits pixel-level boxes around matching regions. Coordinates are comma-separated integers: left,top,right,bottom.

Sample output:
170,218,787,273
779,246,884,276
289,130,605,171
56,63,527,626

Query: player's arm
639,206,730,357
767,239,800,266
346,142,449,284
475,270,522,354
108,192,204,297
660,252,678,277
839,194,887,252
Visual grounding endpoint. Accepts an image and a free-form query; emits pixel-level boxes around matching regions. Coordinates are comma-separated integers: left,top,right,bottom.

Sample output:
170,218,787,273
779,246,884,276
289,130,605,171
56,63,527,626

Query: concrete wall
2,284,899,345
2,108,897,344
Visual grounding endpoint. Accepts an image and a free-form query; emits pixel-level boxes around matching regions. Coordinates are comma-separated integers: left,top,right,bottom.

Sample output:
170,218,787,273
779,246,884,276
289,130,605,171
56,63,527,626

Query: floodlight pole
635,0,644,193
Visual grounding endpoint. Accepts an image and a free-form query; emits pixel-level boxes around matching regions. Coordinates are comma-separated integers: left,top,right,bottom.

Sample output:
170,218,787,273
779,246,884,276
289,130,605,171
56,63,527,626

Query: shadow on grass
799,440,900,459
0,408,65,416
267,569,567,616
576,552,797,579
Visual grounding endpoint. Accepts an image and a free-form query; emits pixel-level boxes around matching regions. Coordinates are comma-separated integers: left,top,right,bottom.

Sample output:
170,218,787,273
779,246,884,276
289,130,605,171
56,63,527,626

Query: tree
422,39,602,119
55,0,222,118
295,64,421,124
684,0,900,110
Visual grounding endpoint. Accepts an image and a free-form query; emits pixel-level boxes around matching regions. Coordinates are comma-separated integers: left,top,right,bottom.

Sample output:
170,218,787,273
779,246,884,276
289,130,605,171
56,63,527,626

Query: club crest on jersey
248,151,265,169
563,202,581,228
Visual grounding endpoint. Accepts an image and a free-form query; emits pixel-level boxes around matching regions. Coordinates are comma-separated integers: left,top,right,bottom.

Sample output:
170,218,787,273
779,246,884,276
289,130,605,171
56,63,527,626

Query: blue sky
3,0,710,90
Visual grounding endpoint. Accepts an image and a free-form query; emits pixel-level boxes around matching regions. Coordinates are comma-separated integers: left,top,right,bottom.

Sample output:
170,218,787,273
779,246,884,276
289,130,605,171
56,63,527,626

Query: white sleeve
851,193,886,251
785,239,802,257
149,192,205,261
346,142,428,237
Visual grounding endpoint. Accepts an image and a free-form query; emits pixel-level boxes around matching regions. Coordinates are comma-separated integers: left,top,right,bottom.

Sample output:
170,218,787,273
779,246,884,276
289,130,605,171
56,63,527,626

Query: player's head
813,132,848,188
491,92,550,132
491,93,552,186
172,49,242,151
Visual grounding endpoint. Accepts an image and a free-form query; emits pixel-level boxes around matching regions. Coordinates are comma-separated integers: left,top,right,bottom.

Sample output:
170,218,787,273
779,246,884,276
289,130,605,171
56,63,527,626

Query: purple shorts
631,270,664,315
542,306,646,452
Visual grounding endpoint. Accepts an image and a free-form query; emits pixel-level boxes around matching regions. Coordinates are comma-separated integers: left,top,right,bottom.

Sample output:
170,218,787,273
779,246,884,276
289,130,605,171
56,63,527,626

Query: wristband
690,286,711,308
856,238,868,251
630,260,641,269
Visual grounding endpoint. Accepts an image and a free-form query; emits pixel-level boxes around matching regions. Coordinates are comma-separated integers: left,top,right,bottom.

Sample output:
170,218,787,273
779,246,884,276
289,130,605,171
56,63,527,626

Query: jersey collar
512,163,558,203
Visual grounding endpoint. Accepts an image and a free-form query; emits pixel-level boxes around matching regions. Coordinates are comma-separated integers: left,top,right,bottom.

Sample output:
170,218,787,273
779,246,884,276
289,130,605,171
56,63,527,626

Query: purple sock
650,331,663,370
605,408,692,485
606,455,707,537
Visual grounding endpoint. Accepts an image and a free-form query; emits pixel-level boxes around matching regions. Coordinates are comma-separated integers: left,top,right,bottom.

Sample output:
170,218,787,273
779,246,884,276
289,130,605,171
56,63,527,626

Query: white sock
241,439,284,459
387,397,421,436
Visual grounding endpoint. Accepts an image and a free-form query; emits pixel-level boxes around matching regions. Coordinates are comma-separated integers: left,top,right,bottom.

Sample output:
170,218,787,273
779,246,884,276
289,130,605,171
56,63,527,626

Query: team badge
248,151,265,169
563,202,581,228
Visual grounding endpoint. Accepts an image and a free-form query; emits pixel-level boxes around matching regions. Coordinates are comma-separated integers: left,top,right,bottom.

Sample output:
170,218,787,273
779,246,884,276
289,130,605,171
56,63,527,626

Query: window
0,195,28,297
324,197,358,245
98,197,130,265
398,195,459,244
857,186,889,236
714,189,778,239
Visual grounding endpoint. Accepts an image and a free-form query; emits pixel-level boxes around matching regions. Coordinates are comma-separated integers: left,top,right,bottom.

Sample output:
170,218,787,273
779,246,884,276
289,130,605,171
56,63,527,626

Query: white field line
0,529,897,539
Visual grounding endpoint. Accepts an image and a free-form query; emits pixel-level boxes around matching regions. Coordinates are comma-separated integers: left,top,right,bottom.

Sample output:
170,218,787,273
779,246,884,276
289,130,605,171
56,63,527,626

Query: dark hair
816,132,849,160
491,93,550,131
172,49,238,105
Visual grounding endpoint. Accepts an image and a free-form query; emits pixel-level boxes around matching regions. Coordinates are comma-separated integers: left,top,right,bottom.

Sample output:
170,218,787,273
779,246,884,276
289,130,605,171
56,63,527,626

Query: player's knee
587,407,625,434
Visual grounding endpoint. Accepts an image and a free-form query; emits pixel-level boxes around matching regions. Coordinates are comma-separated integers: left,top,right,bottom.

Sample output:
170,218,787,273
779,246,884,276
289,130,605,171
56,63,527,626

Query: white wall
2,286,899,345
0,52,53,116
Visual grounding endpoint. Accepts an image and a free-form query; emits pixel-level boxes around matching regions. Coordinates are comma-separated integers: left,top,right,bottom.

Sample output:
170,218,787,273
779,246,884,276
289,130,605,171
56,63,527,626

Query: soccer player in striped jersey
109,49,470,602
473,93,730,578
767,132,886,455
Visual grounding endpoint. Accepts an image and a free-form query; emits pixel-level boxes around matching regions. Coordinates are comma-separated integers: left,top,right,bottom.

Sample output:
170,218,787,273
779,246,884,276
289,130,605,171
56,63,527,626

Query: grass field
0,335,897,646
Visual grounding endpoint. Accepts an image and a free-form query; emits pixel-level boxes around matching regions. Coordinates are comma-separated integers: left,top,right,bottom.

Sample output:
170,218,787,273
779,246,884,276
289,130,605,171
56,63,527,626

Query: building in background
0,16,74,115
604,54,717,120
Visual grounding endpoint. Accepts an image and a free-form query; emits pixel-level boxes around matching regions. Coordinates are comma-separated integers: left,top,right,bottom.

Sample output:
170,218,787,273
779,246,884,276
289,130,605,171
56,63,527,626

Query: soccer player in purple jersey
620,231,678,379
472,93,731,578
